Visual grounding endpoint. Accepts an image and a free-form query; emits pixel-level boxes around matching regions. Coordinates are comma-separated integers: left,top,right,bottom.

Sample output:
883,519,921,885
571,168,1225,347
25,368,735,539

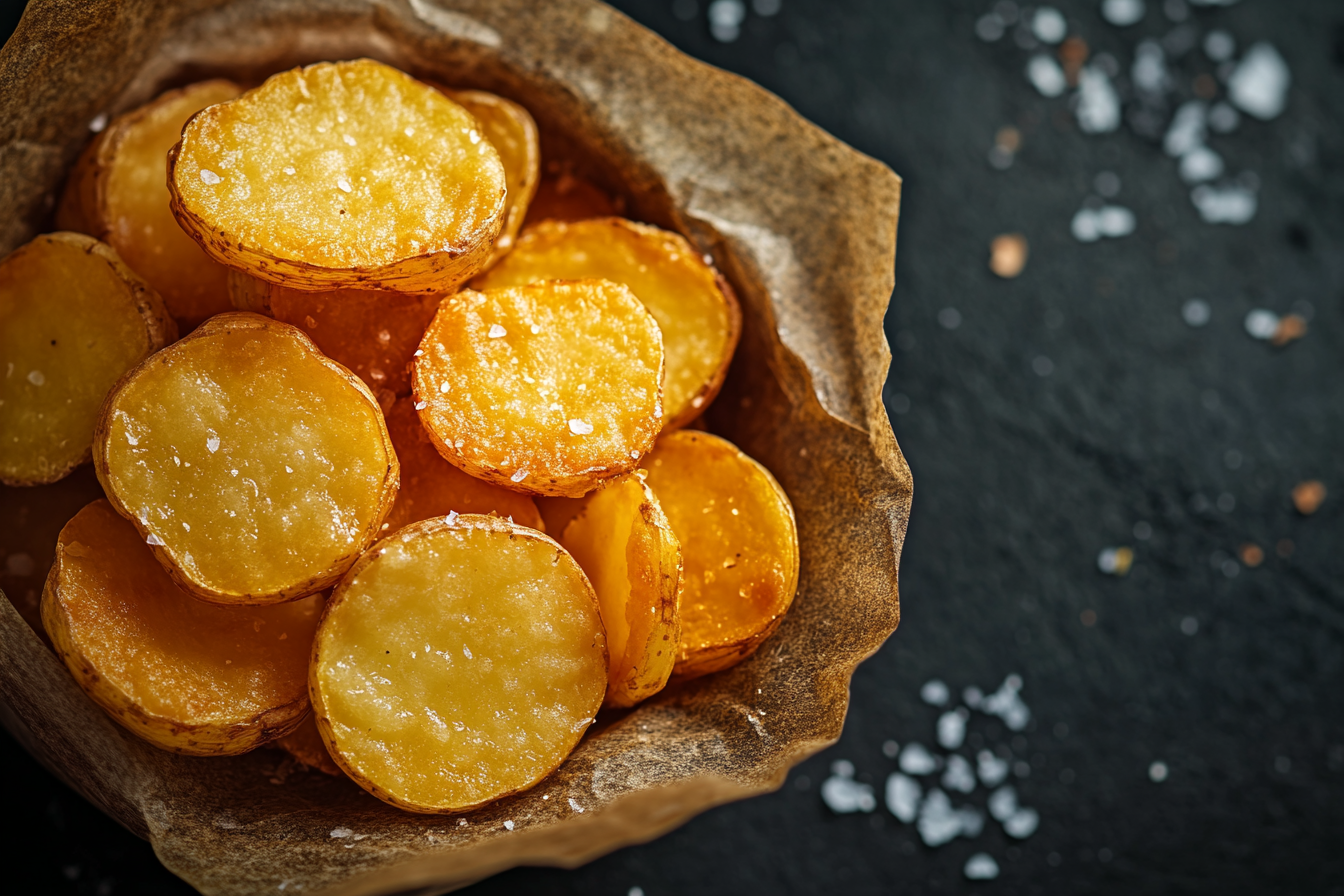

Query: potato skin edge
310,513,607,813
91,311,399,605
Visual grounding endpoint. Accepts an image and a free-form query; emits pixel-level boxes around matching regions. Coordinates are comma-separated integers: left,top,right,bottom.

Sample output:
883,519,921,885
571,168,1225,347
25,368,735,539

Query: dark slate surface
4,1,1343,893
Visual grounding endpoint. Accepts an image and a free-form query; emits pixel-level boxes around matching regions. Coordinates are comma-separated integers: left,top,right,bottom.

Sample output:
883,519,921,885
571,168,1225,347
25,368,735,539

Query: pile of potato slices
1,59,800,814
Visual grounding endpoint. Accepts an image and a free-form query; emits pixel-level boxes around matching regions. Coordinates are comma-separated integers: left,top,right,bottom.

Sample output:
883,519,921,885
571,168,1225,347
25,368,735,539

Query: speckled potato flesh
412,280,663,497
440,88,540,268
561,473,682,708
41,500,322,755
277,715,343,776
311,514,607,813
57,80,242,328
94,312,398,605
228,270,440,397
382,397,543,534
0,233,176,486
473,218,740,427
168,59,506,293
641,430,798,679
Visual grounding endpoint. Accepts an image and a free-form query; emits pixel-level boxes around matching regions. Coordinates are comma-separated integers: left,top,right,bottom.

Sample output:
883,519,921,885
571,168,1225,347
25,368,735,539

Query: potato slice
277,715,343,776
94,312,398,605
228,270,440,397
168,59,506,293
524,169,624,225
439,88,540,267
311,514,607,813
641,430,799,679
0,233,176,486
56,80,242,329
473,218,740,428
561,473,682,708
412,280,663,497
41,499,322,756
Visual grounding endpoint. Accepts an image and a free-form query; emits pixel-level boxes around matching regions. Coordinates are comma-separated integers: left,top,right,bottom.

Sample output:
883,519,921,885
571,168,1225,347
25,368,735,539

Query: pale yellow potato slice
56,80,242,328
412,280,664,497
438,88,540,267
561,473,682,708
311,514,607,813
0,232,176,486
168,59,506,293
473,218,741,428
42,499,322,755
94,312,398,605
641,430,799,679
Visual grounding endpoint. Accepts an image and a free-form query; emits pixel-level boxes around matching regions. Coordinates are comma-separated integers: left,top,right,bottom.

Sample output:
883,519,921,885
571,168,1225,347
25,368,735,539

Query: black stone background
3,0,1343,893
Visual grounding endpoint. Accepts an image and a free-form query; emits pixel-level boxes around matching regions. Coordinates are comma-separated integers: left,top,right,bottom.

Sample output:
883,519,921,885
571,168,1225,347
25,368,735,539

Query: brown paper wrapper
0,1,909,893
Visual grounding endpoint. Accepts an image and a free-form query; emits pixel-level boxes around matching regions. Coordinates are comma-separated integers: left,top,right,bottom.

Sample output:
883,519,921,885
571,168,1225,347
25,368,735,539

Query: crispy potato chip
523,168,624,225
412,280,663,497
561,473,682,708
94,312,398,605
473,218,740,428
0,232,176,486
382,397,543,533
56,80,242,329
311,514,607,813
641,430,799,679
228,270,440,396
168,59,506,293
42,499,322,755
438,88,540,267
276,714,343,776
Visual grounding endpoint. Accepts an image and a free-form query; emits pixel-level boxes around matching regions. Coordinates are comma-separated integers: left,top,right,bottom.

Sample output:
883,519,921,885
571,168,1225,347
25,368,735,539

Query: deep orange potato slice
277,715,343,776
561,473,682,708
42,500,322,755
438,88,540,267
311,514,607,812
473,218,740,428
94,312,398,605
228,270,440,397
168,59,506,293
56,80,242,328
641,430,799,679
381,397,543,533
412,280,664,497
0,233,176,486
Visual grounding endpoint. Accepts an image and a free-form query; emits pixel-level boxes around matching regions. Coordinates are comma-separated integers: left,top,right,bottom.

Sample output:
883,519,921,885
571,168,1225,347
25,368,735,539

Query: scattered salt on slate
1102,0,1146,27
900,742,940,776
1244,309,1279,340
820,760,876,814
977,750,1011,787
1181,299,1211,327
942,755,977,794
937,709,969,749
1228,43,1290,120
885,773,921,822
964,853,1001,881
920,678,951,707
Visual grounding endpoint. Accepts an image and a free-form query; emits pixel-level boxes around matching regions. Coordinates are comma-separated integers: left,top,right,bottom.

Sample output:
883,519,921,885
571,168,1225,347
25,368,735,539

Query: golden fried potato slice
312,514,607,813
641,430,799,679
412,280,663,497
42,500,322,755
56,80,242,329
524,169,624,225
277,714,343,776
168,59,506,293
473,218,741,428
561,473,682,708
439,88,540,267
0,233,176,486
228,270,440,396
382,397,543,533
94,312,398,605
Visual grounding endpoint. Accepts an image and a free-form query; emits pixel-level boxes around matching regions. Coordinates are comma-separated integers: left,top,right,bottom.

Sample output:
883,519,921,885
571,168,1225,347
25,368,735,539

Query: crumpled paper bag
0,1,909,893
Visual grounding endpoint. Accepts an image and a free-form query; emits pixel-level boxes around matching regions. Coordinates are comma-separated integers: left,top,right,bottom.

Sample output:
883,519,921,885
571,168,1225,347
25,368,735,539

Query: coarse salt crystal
488,324,507,338
26,370,45,386
568,798,584,813
283,166,296,175
343,135,356,145
330,828,352,839
206,436,220,453
337,178,352,193
568,418,594,435
146,533,165,546
200,169,222,185
415,400,428,410
511,470,528,483
502,820,514,830
439,382,450,393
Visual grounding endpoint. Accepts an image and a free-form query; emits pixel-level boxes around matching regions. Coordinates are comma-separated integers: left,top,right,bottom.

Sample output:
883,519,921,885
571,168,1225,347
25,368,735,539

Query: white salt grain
337,177,352,193
283,166,296,175
937,709,968,750
1025,54,1067,97
488,324,507,338
89,113,108,133
200,169,222,185
568,418,594,435
1208,102,1240,134
708,0,746,42
206,436,220,453
1096,205,1136,238
1164,101,1207,157
942,755,976,794
820,762,876,814
965,853,1000,880
916,789,962,847
330,828,352,839
445,511,459,525
1149,760,1169,782
568,798,584,813
503,820,514,831
26,370,45,386
1131,40,1169,94
1101,0,1145,26
978,750,1010,787
1179,146,1224,183
963,686,984,709
981,675,1031,731
957,806,986,838
510,469,528,483
1182,298,1212,327
1071,209,1101,243
1004,807,1040,838
1228,42,1291,120
899,742,939,776
414,400,428,410
1192,184,1257,224
146,533,165,546
885,772,921,822
1244,309,1279,339
988,785,1018,821
1031,7,1066,44
920,679,951,706
1204,29,1235,62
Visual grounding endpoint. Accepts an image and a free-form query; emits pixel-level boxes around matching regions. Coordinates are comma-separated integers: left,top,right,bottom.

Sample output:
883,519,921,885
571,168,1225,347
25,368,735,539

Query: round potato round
228,269,441,397
382,397,543,534
0,232,176,486
561,473,682,708
311,514,607,813
57,79,242,328
168,59,506,293
42,500,322,756
641,430,799,679
94,312,398,605
472,218,740,428
412,280,664,497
